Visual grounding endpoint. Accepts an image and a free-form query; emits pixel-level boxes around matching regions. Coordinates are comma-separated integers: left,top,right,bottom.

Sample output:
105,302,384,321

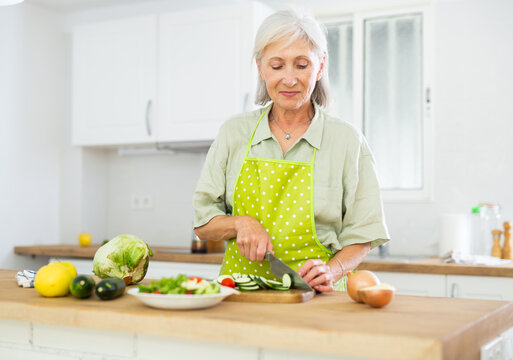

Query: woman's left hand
297,259,337,293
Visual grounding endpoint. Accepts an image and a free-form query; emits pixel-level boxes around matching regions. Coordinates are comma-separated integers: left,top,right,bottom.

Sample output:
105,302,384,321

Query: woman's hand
297,259,340,293
235,216,273,261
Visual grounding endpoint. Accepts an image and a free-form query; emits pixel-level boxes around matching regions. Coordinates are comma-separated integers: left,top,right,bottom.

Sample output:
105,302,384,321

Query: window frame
320,5,434,203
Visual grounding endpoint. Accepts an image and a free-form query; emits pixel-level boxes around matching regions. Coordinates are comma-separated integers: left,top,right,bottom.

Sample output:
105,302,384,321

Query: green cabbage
93,234,153,284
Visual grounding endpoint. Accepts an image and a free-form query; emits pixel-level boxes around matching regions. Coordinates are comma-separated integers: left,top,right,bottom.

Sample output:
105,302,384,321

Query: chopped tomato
220,277,236,288
185,290,193,294
154,290,162,294
188,276,203,283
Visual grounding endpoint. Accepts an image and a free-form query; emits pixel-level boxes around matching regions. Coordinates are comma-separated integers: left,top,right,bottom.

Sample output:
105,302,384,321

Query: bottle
503,222,512,259
470,205,488,256
491,229,503,258
479,203,502,257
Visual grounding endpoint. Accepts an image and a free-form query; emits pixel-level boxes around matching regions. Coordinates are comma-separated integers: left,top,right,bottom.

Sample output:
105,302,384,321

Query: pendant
285,134,291,140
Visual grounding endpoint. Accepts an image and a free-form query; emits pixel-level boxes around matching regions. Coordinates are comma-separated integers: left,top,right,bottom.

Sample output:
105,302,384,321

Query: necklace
269,112,312,140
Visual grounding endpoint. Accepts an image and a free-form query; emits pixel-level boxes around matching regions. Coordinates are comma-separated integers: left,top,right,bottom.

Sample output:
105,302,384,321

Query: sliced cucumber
238,284,260,291
272,286,291,291
253,276,271,289
261,277,274,289
235,277,252,284
281,274,292,290
228,274,293,291
266,279,283,286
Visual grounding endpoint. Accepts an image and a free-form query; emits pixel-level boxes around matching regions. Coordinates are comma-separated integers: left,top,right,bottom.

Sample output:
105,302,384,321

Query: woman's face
257,36,325,112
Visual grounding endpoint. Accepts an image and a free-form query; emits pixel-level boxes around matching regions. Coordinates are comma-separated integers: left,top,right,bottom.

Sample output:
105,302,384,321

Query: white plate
127,286,239,310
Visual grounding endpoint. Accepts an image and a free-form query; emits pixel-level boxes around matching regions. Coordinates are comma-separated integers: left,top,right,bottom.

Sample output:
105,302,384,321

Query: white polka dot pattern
219,149,332,277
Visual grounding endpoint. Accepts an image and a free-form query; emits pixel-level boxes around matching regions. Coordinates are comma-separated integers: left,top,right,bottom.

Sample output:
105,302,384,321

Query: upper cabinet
72,2,271,147
72,16,157,146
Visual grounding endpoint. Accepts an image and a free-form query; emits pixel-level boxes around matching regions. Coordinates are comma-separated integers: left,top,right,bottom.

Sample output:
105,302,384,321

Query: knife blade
265,251,313,291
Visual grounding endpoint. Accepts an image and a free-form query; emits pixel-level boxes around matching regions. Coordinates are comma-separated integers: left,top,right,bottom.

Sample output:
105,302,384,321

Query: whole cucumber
95,277,126,300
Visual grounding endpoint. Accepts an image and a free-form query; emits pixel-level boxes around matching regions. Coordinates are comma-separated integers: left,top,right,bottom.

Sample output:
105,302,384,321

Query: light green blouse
193,103,390,252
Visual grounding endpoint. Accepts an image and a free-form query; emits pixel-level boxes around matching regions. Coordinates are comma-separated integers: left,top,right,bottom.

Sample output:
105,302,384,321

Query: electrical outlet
131,194,141,209
481,337,503,360
131,194,153,210
140,194,153,209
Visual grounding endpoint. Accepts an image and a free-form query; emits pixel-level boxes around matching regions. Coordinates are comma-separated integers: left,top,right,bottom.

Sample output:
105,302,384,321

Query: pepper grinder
491,229,503,258
502,222,512,260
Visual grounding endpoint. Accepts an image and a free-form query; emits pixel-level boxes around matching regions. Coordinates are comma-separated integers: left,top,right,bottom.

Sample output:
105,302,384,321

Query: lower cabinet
446,275,513,301
373,271,513,300
373,271,446,297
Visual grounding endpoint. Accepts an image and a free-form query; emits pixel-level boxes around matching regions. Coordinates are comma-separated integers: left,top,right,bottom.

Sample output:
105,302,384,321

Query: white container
438,213,471,257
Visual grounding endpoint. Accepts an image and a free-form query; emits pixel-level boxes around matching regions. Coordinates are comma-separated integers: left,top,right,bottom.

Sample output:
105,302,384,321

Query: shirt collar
251,102,324,150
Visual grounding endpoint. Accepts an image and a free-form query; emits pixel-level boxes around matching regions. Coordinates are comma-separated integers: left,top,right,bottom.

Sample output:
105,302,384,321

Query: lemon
34,263,74,297
78,233,92,247
56,261,77,278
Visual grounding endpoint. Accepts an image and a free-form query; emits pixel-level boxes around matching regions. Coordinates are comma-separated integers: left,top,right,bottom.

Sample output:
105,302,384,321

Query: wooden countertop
14,245,225,264
14,245,513,277
1,269,512,359
358,257,513,277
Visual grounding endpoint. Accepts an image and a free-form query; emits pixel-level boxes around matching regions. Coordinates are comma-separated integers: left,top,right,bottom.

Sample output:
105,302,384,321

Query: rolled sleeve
337,137,390,250
193,130,229,228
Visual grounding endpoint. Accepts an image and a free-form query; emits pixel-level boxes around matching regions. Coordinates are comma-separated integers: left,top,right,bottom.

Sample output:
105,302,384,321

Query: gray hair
253,8,331,108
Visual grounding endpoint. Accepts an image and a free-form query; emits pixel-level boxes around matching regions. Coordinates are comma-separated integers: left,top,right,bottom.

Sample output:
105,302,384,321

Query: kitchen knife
265,252,313,291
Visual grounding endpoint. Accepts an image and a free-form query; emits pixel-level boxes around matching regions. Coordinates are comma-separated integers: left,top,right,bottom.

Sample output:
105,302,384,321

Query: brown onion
358,284,396,308
346,270,380,303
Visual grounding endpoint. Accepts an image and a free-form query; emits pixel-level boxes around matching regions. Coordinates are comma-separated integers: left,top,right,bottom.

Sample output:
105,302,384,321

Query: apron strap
243,105,271,160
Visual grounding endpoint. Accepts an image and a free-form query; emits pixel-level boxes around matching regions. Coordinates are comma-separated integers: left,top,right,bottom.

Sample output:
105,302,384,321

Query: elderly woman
193,9,389,292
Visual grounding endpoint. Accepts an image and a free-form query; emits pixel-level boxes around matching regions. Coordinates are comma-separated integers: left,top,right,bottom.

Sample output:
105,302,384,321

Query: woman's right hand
235,216,273,261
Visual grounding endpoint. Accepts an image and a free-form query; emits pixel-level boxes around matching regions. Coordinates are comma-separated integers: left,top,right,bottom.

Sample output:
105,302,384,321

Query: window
325,22,353,123
322,7,432,201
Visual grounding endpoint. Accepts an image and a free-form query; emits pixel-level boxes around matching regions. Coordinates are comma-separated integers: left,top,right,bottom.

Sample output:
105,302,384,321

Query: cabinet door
157,6,252,143
447,275,513,300
373,271,446,297
72,16,157,146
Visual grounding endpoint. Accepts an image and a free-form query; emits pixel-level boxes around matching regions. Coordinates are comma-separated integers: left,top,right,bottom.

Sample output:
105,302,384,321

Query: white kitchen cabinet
72,3,271,147
157,3,269,143
373,271,446,297
72,16,157,146
373,272,513,300
446,275,513,300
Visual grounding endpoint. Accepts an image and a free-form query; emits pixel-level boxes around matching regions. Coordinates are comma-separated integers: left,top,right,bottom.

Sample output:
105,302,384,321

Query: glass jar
191,232,207,254
479,203,502,256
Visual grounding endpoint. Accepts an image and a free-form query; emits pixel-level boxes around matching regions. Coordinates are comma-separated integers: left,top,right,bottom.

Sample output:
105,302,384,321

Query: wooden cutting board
225,288,315,303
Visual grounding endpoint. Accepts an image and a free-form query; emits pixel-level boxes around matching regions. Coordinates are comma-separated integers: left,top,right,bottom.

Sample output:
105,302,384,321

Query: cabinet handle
450,283,458,298
145,100,152,136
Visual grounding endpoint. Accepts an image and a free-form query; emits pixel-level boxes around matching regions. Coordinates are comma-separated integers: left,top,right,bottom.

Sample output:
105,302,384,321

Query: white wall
0,3,68,268
105,150,204,247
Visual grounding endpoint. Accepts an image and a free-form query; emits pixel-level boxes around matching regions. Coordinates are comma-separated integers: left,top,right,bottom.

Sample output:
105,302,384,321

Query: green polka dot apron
220,106,333,280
